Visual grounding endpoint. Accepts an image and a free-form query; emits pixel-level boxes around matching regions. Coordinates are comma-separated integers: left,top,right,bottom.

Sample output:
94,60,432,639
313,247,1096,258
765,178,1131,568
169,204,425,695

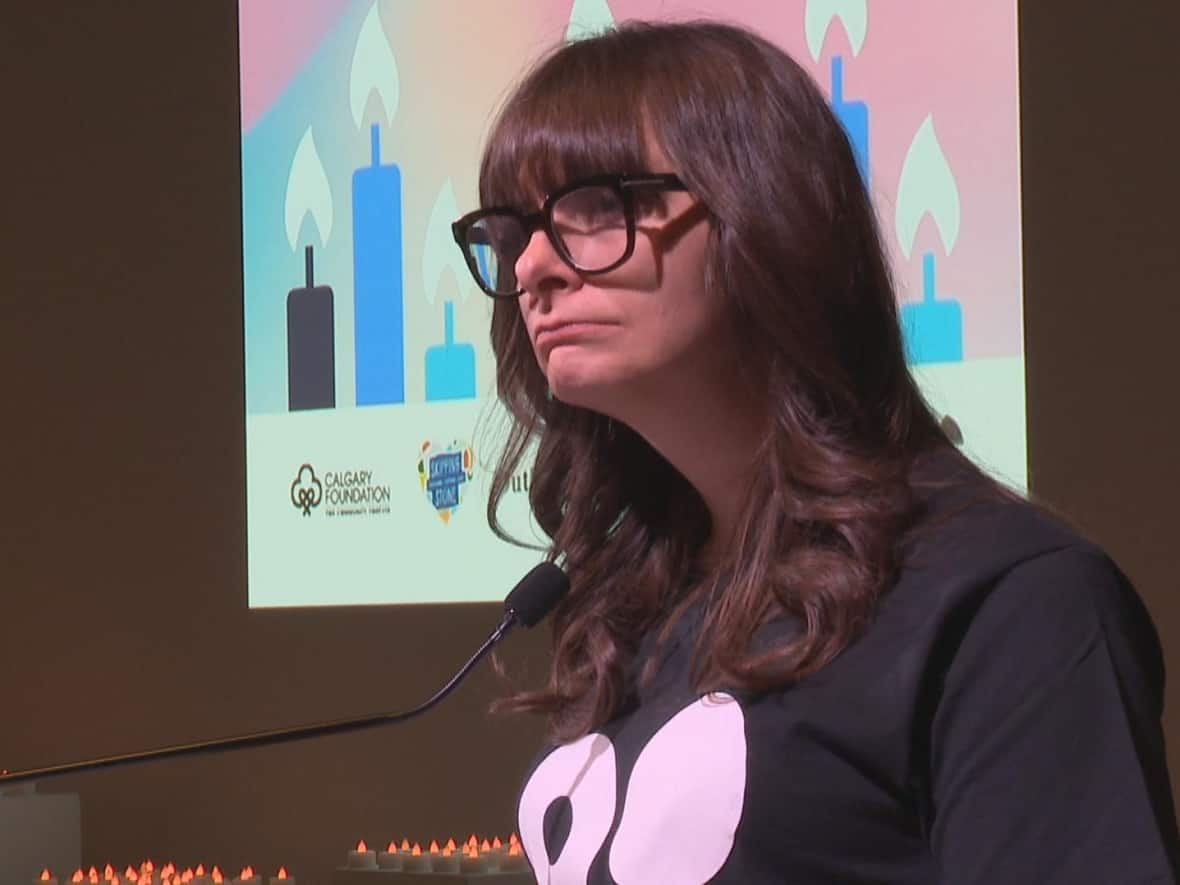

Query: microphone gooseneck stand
0,563,569,787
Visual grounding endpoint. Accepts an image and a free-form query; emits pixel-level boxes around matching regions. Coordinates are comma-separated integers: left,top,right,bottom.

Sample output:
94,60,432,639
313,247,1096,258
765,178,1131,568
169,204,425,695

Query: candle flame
356,840,368,852
803,0,868,61
72,872,84,884
276,869,288,880
442,846,454,857
492,836,502,849
195,865,206,877
480,839,491,853
105,865,115,880
445,838,456,852
163,865,175,877
467,835,478,849
348,2,400,128
400,839,411,852
182,871,193,884
509,833,520,846
411,845,421,857
429,840,440,854
508,842,523,857
211,867,223,884
41,870,52,881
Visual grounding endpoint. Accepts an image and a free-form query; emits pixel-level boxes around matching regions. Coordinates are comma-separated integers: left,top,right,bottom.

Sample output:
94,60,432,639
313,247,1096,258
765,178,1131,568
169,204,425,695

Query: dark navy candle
287,245,336,411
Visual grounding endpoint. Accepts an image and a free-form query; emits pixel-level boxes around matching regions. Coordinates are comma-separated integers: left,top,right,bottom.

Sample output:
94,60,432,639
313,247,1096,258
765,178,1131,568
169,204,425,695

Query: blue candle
286,245,336,410
901,252,963,364
424,300,476,400
831,56,870,186
352,123,404,405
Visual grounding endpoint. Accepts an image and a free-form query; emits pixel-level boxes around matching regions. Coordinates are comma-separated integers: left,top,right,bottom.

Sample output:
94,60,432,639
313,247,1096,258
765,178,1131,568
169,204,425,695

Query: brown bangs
478,40,650,211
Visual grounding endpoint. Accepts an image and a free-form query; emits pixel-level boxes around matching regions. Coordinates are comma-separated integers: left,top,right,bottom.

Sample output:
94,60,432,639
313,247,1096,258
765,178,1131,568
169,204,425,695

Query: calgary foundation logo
290,463,391,518
417,440,474,523
290,464,323,515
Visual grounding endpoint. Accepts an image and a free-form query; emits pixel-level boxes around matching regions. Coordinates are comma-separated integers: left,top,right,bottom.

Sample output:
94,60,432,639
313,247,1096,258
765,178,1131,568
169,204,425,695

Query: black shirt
517,473,1180,883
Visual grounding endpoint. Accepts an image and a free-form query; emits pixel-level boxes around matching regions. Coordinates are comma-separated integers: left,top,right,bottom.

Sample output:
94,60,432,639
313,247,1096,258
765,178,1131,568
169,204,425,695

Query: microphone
0,563,569,786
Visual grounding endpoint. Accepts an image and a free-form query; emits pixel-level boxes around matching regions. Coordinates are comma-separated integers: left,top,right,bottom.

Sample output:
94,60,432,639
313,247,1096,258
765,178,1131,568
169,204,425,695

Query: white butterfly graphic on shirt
519,692,747,885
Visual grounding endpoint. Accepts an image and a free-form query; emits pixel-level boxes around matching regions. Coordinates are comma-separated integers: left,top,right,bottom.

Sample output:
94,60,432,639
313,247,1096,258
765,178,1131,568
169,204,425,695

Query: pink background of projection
240,0,1021,360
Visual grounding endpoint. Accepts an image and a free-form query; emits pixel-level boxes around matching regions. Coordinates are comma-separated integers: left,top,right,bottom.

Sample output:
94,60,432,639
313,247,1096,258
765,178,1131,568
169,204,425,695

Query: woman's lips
534,321,615,353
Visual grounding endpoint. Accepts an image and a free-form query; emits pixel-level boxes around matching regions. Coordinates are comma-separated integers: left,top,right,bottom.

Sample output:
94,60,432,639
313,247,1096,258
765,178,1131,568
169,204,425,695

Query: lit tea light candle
210,867,225,885
346,841,376,870
36,868,57,885
376,843,401,871
267,869,293,885
191,865,208,885
458,845,488,876
432,843,459,875
500,840,528,873
400,844,429,874
87,867,99,885
234,866,260,885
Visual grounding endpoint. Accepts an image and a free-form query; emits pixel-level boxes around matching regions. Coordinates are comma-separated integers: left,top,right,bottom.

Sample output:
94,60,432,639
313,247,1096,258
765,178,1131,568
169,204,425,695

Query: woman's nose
514,228,580,306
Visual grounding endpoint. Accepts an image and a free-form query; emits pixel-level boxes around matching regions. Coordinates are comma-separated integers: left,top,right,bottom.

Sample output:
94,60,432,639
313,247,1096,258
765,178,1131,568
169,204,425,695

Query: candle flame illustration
895,115,961,259
422,178,476,306
349,1,400,129
566,0,615,42
804,0,868,61
41,870,52,881
284,126,334,251
356,840,368,852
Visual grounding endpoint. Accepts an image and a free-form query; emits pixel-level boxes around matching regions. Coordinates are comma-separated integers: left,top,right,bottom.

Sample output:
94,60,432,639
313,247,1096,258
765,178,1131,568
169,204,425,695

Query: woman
451,20,1179,884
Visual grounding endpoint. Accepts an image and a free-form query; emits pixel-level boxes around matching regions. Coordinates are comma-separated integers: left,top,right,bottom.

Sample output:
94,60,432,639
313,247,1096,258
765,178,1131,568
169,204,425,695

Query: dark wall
2,1,1177,882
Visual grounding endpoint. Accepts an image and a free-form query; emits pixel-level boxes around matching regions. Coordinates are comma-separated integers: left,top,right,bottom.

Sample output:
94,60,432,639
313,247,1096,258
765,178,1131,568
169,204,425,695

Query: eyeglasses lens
551,185,628,272
464,185,629,296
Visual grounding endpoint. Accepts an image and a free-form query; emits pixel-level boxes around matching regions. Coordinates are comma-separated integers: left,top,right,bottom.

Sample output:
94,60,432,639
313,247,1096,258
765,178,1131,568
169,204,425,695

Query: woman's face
514,145,727,422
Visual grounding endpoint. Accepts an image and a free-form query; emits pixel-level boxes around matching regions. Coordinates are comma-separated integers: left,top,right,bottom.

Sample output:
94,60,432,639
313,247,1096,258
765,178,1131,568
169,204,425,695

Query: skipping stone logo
291,464,323,515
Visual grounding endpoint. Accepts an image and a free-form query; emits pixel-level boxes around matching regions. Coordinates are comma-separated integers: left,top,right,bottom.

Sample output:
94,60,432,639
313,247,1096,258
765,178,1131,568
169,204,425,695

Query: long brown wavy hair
480,20,1004,741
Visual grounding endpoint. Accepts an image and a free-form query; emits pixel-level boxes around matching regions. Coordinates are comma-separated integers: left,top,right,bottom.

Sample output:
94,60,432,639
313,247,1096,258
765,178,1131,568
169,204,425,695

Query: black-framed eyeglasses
451,172,687,298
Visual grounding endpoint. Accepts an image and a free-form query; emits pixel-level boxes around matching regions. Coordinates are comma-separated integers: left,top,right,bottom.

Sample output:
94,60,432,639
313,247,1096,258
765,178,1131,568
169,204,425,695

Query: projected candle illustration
566,0,615,41
806,0,870,184
349,2,404,406
422,178,477,400
896,115,964,364
353,123,404,405
283,125,336,411
287,246,336,409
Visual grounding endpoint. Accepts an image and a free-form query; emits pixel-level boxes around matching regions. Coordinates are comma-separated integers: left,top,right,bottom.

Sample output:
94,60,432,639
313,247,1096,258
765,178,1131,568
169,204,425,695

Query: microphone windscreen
504,562,570,627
